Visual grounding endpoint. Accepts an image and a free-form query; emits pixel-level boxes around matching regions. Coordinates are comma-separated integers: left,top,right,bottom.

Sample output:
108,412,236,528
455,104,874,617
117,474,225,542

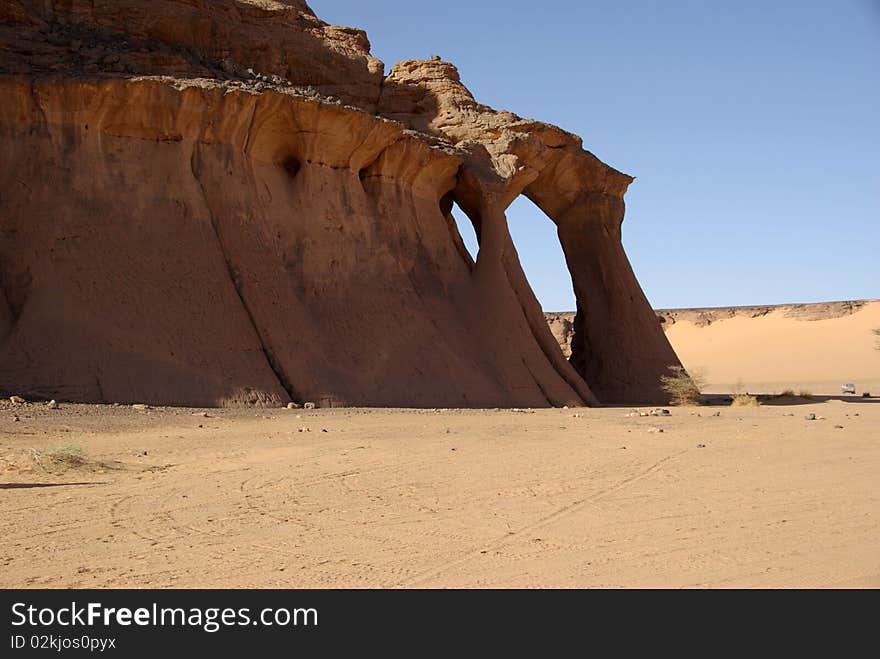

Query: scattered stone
286,402,300,410
834,425,844,430
649,409,671,417
132,404,150,410
321,429,328,433
303,402,316,410
804,413,816,421
647,427,664,434
697,444,706,448
712,411,721,417
12,415,20,422
9,396,25,404
46,399,59,409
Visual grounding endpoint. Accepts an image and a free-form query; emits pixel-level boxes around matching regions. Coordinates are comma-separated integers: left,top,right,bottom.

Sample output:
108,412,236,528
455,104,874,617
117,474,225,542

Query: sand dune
549,300,880,396
663,300,880,395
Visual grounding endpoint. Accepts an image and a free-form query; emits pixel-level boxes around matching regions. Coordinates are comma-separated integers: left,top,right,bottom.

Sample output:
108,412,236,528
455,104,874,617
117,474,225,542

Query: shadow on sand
0,482,106,490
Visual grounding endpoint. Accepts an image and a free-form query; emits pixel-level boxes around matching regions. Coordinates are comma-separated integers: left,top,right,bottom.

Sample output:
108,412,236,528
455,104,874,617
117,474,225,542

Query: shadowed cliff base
0,1,680,407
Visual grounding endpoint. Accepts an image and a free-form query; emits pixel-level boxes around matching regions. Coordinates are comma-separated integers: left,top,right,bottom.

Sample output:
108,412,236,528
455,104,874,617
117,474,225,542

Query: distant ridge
546,299,878,359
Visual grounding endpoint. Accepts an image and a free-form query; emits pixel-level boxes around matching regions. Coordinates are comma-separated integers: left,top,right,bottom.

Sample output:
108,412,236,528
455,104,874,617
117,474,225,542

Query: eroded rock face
378,59,681,403
0,0,383,108
0,2,680,406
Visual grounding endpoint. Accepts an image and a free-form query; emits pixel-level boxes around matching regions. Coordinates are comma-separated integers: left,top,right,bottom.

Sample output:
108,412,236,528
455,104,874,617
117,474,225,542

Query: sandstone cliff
0,1,680,406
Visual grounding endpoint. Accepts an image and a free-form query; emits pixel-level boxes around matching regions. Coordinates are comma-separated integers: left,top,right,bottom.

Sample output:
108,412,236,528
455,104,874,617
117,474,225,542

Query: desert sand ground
2,398,878,588
665,300,880,395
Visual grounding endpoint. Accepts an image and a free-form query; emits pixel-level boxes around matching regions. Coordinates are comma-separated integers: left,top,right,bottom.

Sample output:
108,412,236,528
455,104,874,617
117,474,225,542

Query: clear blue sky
317,0,879,310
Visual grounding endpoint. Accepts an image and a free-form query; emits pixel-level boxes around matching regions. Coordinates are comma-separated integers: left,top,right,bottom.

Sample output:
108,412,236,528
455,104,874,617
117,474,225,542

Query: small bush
660,366,706,406
31,445,88,470
778,389,796,397
732,394,760,407
874,328,880,350
798,390,813,399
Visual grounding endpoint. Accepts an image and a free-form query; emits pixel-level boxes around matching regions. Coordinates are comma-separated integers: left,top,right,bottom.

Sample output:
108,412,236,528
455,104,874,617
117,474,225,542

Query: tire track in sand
398,449,689,587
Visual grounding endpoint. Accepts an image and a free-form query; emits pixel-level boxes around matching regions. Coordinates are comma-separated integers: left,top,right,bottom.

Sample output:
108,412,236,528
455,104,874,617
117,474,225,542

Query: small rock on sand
286,402,300,410
647,427,664,433
805,413,816,421
9,395,25,404
132,404,150,410
46,399,59,409
303,402,316,410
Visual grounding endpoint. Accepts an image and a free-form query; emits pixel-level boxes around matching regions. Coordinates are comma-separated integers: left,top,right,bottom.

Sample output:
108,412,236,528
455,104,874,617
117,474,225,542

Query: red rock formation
378,59,681,403
0,1,681,406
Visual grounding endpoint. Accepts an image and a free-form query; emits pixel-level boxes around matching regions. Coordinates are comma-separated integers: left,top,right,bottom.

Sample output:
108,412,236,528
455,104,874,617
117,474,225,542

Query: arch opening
440,192,480,267
506,195,575,313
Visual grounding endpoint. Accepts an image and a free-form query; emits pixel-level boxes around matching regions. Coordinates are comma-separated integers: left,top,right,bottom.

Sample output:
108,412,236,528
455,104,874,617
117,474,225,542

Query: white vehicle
841,383,856,394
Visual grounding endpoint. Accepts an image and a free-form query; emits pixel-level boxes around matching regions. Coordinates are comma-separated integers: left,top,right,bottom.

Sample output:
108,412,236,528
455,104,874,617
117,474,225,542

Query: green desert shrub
660,366,706,406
